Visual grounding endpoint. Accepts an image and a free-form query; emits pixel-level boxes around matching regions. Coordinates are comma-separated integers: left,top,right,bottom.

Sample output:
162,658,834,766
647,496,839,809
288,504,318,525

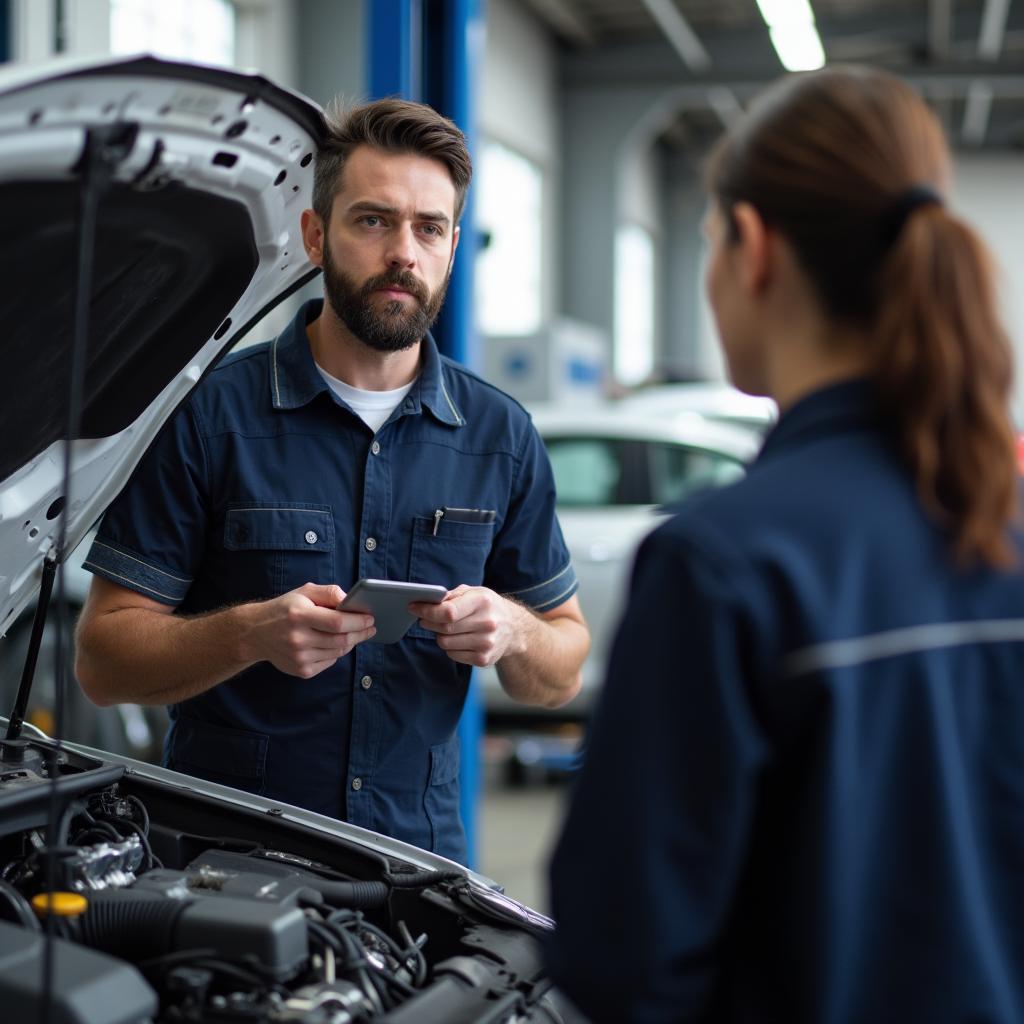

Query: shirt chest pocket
406,513,495,639
222,502,335,600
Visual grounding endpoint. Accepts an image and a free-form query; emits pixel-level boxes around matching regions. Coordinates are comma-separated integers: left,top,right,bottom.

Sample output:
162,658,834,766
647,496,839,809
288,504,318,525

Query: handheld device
340,578,448,644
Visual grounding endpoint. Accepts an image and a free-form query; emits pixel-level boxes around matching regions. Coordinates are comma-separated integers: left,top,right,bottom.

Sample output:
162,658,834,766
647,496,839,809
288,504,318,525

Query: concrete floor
477,733,576,913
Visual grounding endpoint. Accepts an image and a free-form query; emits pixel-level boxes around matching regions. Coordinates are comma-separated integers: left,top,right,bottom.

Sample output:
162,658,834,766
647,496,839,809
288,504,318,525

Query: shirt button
360,675,373,690
304,530,318,545
364,537,377,551
351,777,362,791
370,440,381,455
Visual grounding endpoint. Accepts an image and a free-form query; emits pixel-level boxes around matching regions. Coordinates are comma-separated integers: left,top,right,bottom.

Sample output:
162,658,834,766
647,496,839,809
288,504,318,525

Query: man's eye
420,224,442,237
360,215,382,227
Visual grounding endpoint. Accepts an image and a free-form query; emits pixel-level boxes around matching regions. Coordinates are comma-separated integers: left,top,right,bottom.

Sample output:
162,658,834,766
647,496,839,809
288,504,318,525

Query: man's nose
385,223,417,269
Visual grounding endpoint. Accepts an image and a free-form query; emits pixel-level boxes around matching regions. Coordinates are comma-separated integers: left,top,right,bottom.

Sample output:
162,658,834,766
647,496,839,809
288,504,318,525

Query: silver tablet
340,578,448,644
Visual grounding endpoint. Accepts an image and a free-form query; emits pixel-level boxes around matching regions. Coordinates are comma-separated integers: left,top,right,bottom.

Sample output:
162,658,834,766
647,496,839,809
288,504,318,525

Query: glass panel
648,443,745,506
110,0,235,66
545,438,623,508
476,140,543,336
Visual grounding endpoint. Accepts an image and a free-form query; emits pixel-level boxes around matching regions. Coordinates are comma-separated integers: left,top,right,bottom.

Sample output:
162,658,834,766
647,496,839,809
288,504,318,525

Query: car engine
0,736,560,1023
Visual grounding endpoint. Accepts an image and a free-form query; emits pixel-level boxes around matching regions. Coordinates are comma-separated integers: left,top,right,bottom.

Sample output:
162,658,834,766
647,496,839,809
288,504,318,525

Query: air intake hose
73,891,187,961
313,879,389,908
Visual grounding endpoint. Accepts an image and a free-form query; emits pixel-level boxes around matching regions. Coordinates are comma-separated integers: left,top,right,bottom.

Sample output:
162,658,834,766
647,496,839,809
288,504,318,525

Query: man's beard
321,243,449,353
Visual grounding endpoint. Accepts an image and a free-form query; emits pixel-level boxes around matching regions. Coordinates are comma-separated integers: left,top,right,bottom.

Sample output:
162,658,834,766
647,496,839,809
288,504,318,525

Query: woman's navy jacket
548,379,1024,1024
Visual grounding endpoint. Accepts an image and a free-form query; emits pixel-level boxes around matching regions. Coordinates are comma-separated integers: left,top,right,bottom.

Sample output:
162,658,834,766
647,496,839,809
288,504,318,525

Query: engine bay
0,736,559,1023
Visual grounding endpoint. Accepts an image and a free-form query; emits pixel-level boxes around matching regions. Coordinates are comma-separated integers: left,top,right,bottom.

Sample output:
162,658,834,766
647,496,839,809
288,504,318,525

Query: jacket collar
756,378,879,464
269,299,465,427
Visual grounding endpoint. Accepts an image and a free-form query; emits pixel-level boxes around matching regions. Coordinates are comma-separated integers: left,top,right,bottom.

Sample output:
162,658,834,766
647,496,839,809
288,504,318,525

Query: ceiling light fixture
755,0,826,72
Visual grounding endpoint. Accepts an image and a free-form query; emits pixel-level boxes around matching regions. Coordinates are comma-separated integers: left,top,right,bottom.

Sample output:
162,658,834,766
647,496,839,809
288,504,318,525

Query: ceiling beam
962,0,1011,145
962,82,994,145
929,0,952,59
640,0,712,74
521,0,596,47
978,0,1012,57
706,85,744,129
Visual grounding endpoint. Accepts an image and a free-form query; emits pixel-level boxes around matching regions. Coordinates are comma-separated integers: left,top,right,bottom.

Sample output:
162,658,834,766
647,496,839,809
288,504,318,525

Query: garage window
614,224,655,387
476,140,543,336
110,0,235,65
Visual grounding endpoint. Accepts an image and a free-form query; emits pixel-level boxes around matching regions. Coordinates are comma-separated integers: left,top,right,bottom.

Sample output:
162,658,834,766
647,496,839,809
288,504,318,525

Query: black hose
314,879,390,909
384,869,464,888
127,795,150,835
0,879,40,932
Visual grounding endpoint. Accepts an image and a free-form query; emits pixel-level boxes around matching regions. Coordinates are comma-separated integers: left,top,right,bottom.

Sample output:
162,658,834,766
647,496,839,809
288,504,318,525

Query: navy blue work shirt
84,299,576,863
548,380,1024,1023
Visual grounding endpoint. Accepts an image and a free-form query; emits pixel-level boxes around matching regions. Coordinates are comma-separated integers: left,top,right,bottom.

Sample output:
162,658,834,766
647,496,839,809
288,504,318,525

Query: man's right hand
239,582,376,678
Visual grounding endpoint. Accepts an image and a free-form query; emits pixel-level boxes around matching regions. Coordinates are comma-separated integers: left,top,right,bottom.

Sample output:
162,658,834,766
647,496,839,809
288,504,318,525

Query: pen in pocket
432,507,498,535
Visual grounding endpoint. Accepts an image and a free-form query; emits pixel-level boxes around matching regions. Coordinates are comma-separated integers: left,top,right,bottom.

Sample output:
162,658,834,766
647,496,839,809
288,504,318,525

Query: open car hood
0,54,324,635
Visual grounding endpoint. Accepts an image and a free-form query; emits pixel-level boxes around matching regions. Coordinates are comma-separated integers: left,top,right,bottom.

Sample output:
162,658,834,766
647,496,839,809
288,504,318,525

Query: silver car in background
481,398,766,722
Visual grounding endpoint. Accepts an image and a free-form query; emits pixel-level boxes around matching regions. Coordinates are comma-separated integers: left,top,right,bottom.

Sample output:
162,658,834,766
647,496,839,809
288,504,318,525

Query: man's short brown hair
313,97,473,225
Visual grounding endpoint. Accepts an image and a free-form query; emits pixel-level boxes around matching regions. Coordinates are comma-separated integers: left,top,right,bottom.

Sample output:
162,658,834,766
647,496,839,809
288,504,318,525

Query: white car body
615,380,777,432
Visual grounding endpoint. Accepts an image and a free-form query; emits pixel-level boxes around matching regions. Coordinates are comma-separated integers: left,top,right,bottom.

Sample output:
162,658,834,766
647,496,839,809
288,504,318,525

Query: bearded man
74,99,588,864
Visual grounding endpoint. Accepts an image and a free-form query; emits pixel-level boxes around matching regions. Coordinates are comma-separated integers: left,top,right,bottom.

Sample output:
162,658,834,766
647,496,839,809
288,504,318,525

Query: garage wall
619,137,662,232
294,0,363,108
480,0,558,165
952,154,1024,413
480,0,561,325
618,140,666,379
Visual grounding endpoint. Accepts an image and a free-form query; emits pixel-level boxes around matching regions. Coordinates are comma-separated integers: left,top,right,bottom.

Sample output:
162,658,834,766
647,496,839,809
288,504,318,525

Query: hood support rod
5,550,58,742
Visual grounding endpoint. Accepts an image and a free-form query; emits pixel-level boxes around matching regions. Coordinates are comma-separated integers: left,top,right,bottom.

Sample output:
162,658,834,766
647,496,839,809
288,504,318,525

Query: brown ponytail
706,66,1019,567
873,204,1017,565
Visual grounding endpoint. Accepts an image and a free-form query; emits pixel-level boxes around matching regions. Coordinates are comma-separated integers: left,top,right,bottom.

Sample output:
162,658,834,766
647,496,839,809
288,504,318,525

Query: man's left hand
410,585,527,668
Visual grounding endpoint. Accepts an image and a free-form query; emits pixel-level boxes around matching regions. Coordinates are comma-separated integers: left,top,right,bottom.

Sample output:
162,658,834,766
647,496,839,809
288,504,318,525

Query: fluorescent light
755,0,827,72
770,23,826,71
756,0,816,26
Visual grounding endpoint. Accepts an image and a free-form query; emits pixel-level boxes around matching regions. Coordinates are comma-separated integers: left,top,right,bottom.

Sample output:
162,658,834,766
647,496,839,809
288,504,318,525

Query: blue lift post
0,0,9,63
365,0,486,868
367,0,422,102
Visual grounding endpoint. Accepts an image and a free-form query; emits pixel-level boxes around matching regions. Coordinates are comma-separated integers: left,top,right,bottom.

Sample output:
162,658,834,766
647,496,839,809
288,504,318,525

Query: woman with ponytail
547,67,1024,1024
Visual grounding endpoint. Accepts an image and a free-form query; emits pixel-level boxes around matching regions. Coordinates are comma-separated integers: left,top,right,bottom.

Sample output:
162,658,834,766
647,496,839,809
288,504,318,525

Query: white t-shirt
317,367,416,434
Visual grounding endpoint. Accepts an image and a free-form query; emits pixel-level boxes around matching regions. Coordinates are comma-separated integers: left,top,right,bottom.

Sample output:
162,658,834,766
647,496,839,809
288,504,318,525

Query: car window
648,443,745,506
545,438,623,507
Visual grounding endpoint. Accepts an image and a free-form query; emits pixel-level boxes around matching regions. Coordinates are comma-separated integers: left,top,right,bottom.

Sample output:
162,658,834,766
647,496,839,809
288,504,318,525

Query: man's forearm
76,604,256,707
495,602,589,708
76,579,376,709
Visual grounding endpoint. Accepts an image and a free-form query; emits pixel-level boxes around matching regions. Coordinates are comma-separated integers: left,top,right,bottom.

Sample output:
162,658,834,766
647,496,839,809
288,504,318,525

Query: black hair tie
882,185,943,245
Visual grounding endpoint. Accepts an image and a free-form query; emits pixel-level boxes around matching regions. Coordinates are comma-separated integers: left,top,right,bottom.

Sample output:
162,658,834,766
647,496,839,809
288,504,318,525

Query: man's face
314,145,460,353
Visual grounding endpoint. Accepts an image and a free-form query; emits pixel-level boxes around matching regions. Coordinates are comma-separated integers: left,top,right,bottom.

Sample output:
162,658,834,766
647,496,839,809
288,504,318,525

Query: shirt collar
269,299,465,427
756,377,879,465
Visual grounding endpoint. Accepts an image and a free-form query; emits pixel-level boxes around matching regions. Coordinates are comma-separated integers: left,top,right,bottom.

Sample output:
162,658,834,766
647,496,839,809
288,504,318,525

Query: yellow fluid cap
31,892,89,918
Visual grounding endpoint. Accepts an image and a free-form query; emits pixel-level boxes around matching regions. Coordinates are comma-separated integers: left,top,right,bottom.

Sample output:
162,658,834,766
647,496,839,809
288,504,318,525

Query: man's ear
300,209,325,267
731,201,771,296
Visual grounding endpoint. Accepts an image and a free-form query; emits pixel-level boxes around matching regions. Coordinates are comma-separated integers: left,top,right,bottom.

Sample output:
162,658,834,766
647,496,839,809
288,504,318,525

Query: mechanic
547,67,1024,1022
74,98,588,865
